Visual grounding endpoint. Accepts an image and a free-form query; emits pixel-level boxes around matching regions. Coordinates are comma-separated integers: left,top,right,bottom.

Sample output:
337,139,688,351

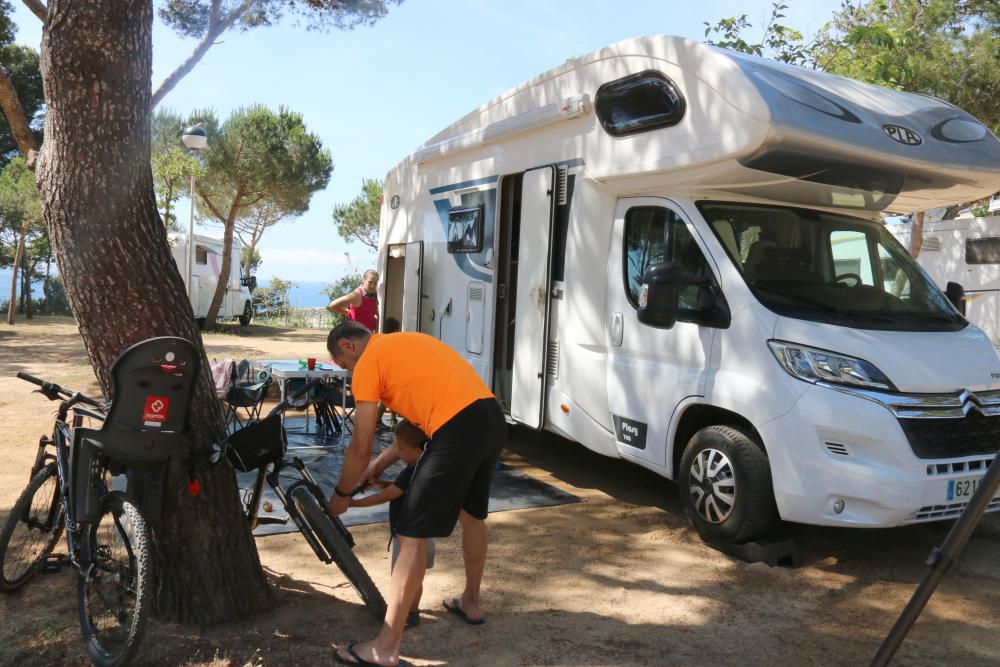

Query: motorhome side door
606,198,717,472
401,241,423,332
510,166,556,429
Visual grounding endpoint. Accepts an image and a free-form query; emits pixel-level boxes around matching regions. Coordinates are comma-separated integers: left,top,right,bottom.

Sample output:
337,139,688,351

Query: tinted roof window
596,71,685,137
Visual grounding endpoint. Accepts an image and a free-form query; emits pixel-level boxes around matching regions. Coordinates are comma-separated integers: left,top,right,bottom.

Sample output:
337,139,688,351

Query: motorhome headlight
767,340,896,391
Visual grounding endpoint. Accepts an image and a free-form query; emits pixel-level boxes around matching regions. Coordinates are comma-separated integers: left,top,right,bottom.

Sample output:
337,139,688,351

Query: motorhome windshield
699,202,966,332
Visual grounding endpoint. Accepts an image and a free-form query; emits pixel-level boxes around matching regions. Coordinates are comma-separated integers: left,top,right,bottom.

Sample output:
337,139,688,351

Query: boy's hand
328,493,350,516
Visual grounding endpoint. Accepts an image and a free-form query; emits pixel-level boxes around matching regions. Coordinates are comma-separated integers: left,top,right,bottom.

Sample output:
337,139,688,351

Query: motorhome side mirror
242,275,257,291
637,263,679,329
637,262,731,330
945,281,966,315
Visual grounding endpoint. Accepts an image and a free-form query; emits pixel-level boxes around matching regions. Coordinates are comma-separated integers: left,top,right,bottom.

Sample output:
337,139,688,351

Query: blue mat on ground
239,416,581,537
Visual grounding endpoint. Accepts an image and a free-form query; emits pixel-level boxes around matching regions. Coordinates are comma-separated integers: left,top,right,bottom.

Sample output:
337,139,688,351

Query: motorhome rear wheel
679,426,777,544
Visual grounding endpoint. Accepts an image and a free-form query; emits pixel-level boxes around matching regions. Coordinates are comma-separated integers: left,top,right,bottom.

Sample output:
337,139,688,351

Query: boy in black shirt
348,420,434,628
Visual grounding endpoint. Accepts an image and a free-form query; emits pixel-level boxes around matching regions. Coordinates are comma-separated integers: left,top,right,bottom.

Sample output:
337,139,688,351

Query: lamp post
181,124,207,309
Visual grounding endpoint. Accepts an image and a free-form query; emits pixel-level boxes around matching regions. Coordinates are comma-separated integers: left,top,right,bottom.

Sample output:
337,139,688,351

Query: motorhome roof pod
402,36,1000,214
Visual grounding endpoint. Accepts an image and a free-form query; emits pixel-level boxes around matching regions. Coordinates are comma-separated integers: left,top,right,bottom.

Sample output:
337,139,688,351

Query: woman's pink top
348,286,378,332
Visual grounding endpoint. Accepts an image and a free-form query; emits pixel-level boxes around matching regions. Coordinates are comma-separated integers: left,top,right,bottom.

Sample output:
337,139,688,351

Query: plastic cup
307,358,316,370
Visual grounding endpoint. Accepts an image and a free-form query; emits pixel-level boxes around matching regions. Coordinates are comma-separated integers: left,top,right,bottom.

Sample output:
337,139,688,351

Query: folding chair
309,380,344,436
225,365,271,428
281,377,315,432
322,376,356,433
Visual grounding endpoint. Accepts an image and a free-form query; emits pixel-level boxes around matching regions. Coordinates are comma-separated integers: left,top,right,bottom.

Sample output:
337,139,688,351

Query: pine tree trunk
908,211,925,259
6,225,25,324
35,0,271,625
24,257,33,319
204,196,241,329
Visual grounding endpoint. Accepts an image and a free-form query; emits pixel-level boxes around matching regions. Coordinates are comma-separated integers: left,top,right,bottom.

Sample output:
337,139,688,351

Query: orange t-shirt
350,333,495,436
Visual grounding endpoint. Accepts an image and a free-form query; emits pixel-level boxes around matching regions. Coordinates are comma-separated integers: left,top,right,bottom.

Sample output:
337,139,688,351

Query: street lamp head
181,124,207,150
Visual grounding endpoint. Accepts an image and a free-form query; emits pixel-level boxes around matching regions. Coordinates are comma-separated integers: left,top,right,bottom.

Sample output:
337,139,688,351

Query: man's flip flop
444,599,485,625
333,644,412,667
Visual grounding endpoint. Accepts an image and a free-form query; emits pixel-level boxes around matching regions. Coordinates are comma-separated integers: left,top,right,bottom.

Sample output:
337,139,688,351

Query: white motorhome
378,36,1000,545
888,216,1000,344
169,233,254,326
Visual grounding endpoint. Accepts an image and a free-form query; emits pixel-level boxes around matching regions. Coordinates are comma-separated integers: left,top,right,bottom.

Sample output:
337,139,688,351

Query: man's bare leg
444,510,487,621
336,536,426,666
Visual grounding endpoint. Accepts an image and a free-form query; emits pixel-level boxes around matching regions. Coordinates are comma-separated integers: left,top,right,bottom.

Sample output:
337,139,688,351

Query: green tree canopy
153,0,403,106
0,1,44,166
151,108,204,233
332,178,381,251
194,104,332,327
0,156,44,322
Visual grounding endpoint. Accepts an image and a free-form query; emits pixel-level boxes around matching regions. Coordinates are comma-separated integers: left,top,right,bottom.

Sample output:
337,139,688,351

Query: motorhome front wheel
679,426,777,545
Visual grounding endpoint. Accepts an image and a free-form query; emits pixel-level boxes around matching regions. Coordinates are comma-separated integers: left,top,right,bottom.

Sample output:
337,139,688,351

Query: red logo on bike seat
142,396,170,425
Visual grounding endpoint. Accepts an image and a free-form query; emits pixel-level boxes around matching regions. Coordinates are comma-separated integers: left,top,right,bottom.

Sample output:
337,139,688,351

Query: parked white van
169,233,254,326
889,216,1000,344
378,36,1000,545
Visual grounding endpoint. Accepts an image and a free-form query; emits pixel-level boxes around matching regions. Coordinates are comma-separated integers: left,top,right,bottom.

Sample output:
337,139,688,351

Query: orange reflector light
560,403,570,413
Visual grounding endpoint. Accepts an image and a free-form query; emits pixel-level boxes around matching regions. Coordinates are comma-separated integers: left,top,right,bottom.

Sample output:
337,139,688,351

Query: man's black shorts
394,398,506,538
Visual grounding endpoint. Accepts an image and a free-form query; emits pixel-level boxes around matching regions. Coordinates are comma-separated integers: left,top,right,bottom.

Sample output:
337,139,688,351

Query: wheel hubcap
688,448,736,524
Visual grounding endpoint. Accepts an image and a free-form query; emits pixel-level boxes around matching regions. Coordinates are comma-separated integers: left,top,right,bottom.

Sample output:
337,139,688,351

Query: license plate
947,476,984,502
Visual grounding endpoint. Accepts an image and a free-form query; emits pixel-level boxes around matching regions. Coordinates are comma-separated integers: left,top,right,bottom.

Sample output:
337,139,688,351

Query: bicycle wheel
78,492,151,667
290,485,387,620
0,462,64,591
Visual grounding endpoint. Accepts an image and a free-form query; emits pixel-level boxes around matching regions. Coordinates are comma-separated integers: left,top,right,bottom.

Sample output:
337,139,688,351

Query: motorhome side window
447,205,484,253
195,246,208,265
623,207,710,308
965,238,1000,265
595,71,685,137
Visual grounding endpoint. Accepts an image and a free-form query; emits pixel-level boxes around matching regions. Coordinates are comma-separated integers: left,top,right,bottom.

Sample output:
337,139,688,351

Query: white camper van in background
889,216,1000,344
379,36,1000,545
169,233,254,326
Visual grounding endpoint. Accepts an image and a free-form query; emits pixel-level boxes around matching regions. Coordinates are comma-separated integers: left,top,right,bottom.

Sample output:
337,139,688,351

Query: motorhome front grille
910,497,1000,522
898,412,1000,459
925,455,994,477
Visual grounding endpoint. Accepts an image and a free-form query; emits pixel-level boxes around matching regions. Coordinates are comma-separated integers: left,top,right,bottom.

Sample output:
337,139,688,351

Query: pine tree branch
0,66,38,166
151,0,257,108
21,0,46,22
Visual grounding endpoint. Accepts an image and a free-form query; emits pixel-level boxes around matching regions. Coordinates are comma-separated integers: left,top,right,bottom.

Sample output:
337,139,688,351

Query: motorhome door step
709,536,798,568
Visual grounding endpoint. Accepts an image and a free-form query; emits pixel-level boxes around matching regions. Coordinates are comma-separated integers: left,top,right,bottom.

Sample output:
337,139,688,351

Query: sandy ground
1,317,999,667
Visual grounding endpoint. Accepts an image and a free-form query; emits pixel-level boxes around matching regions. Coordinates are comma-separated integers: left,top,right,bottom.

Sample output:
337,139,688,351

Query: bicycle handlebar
17,371,103,407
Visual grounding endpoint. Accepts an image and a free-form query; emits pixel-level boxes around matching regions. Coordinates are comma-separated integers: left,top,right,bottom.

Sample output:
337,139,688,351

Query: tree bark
35,0,271,625
6,224,26,324
908,210,925,258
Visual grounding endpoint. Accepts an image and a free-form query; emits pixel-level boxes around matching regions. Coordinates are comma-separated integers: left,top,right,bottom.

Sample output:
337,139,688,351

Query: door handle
611,312,623,346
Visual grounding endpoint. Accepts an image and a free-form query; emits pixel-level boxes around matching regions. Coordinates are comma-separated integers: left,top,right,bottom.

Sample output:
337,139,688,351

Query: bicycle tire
290,484,387,620
78,492,151,667
0,462,64,591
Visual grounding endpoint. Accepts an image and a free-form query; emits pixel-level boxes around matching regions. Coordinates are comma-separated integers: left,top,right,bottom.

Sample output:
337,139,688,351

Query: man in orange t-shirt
325,321,505,667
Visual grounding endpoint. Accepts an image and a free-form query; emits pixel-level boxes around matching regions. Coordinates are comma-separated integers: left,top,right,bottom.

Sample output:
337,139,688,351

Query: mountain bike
213,378,387,620
0,337,200,667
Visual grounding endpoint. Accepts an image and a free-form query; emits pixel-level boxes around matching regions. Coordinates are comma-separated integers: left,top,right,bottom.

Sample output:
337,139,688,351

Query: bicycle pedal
256,516,289,526
41,554,70,574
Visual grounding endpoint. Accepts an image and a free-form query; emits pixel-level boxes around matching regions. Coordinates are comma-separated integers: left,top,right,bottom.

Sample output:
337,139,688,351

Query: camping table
253,360,349,431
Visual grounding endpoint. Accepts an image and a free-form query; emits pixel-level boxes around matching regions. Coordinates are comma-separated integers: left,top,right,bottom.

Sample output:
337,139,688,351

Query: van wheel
238,301,252,326
678,425,776,545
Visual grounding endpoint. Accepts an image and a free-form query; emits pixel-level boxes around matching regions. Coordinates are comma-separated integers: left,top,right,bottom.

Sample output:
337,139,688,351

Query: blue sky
9,0,841,284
